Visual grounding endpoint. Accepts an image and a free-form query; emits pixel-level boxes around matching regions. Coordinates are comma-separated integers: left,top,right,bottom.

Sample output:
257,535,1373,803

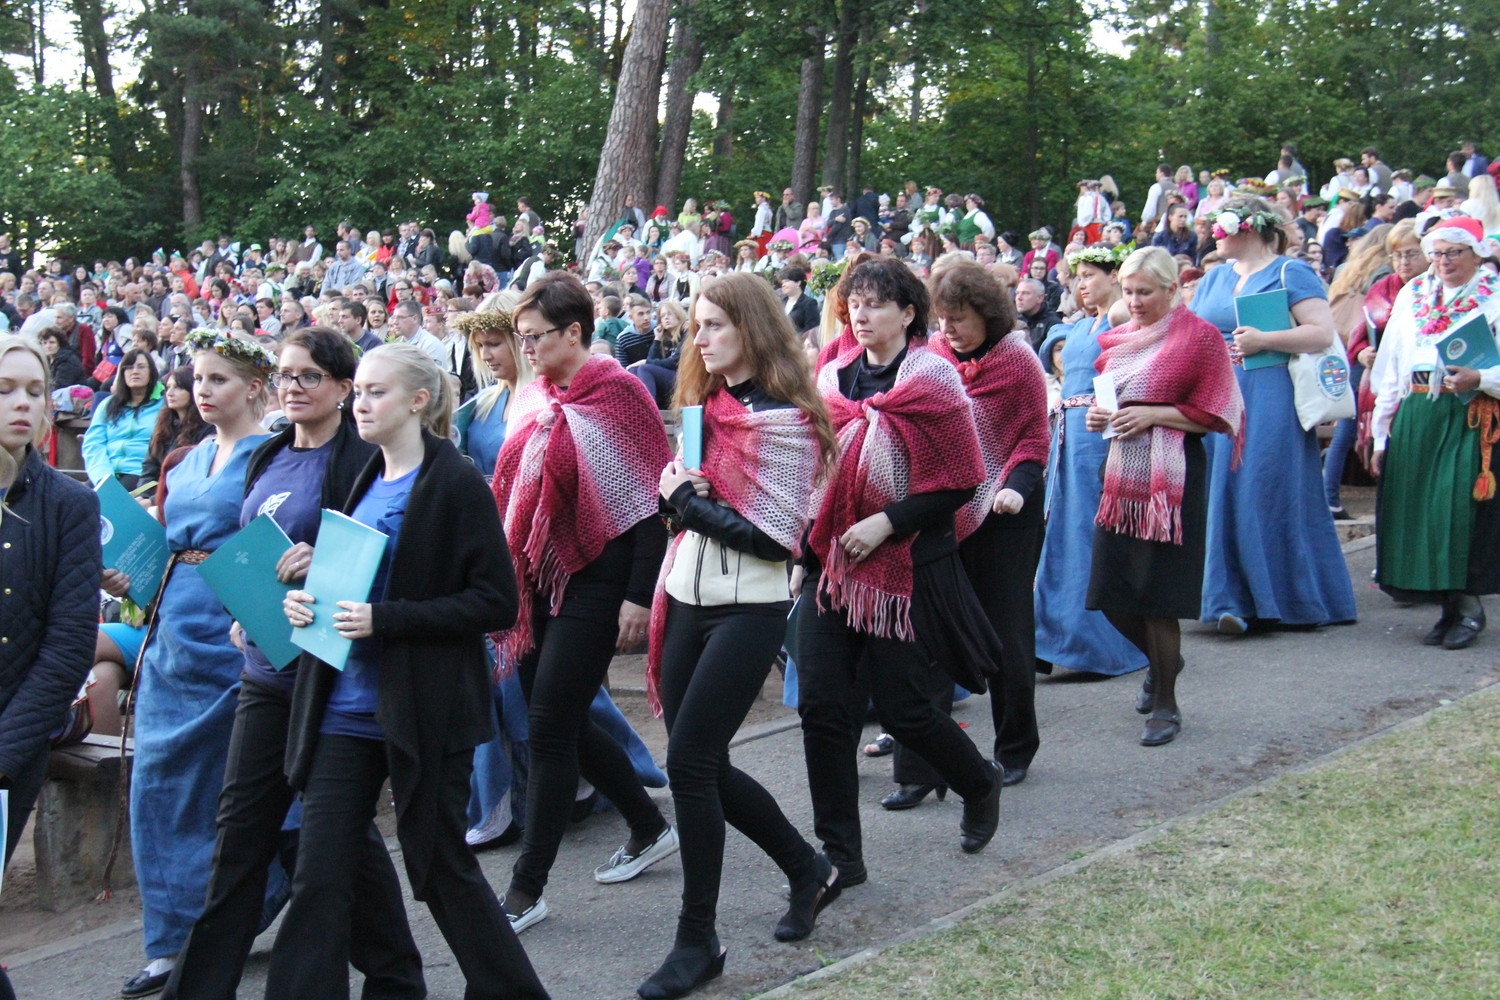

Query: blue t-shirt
239,441,334,693
321,467,417,740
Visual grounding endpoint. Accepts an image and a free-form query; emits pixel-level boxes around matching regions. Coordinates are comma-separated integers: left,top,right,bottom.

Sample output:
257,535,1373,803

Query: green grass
787,690,1500,1000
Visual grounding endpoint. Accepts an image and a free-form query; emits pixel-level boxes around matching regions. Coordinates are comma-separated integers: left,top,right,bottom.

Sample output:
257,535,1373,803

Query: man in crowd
336,298,382,354
824,192,854,260
297,225,323,264
1296,197,1328,243
1139,163,1174,228
516,197,541,235
1442,152,1469,192
1015,278,1061,352
322,241,366,293
389,299,447,366
0,234,21,275
774,188,804,232
1361,146,1392,195
1461,139,1489,178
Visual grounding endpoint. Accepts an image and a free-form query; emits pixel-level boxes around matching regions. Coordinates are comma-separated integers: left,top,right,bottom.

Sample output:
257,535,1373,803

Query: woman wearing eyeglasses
1371,217,1500,650
491,272,677,934
158,327,425,999
1349,221,1426,467
1189,194,1356,637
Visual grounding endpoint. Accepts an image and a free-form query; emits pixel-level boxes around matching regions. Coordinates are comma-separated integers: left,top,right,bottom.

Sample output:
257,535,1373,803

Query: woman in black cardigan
273,342,548,1000
0,337,102,1000
163,328,423,1000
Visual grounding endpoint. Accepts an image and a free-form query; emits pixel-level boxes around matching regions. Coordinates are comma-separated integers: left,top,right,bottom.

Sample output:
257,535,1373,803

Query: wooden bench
36,734,134,911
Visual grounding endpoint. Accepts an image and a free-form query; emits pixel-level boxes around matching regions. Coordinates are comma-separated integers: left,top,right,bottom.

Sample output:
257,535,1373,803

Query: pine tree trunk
846,18,872,197
790,30,824,207
712,85,735,164
820,0,857,195
655,6,703,214
181,62,204,229
582,0,672,255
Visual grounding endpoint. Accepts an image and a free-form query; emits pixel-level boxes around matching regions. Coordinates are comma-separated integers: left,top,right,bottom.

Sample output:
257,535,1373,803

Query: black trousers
509,567,666,901
659,599,815,944
893,508,1043,782
795,576,994,874
164,678,423,1000
266,736,548,1000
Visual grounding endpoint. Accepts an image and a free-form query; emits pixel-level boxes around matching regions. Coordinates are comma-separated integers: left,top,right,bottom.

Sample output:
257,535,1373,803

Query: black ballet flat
775,853,841,941
1423,608,1456,646
1443,613,1485,650
637,937,726,1000
880,783,946,810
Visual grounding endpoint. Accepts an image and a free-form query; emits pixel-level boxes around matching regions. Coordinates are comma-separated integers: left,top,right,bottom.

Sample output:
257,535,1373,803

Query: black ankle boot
959,761,1001,854
637,936,726,1000
775,853,841,941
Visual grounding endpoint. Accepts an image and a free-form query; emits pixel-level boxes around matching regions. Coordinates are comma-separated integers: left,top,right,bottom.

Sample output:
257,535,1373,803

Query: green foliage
8,0,1500,256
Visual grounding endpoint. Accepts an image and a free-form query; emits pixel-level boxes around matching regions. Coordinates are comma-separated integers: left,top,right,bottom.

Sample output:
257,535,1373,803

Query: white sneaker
506,896,548,933
593,825,680,884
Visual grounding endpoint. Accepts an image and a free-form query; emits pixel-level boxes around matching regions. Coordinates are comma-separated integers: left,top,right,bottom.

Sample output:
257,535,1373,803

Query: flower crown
1067,243,1132,269
451,311,514,338
1211,209,1282,241
767,239,794,253
186,330,277,371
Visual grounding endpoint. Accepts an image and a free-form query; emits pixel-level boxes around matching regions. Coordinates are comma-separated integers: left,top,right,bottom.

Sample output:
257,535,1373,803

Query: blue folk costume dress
1034,312,1149,675
130,433,273,960
1190,258,1356,626
459,388,664,841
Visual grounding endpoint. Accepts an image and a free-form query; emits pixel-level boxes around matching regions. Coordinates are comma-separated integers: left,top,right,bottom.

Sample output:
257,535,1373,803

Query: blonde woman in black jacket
272,342,548,1000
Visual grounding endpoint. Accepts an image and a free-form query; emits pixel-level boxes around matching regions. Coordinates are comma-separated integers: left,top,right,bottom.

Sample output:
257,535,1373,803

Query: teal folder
1433,310,1500,404
96,476,171,606
453,396,478,458
197,515,302,670
680,405,703,469
291,510,389,670
1234,289,1293,369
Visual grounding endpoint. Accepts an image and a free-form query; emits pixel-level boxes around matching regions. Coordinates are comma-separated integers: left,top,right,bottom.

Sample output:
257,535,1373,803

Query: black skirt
911,551,1003,695
1085,434,1207,619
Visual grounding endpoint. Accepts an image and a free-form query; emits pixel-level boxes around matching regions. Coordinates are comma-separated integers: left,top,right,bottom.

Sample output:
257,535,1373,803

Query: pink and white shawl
491,354,671,664
809,339,985,639
1093,305,1243,544
930,331,1052,540
645,386,823,715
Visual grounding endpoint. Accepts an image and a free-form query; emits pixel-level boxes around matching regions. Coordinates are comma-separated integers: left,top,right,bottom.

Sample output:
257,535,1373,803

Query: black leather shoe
959,761,1001,854
775,853,841,941
637,936,726,999
880,783,946,810
122,969,171,999
1424,607,1457,646
1140,710,1182,746
1443,613,1485,650
1000,766,1028,787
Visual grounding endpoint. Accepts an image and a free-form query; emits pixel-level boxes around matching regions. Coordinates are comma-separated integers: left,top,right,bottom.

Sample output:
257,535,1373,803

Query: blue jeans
831,242,848,261
1322,362,1364,509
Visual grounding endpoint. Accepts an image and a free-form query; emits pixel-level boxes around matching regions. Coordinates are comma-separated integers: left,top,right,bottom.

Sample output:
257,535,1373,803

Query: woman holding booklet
1371,217,1500,650
275,342,548,999
1084,248,1243,745
163,326,423,1000
639,273,839,999
121,331,274,999
1188,194,1355,635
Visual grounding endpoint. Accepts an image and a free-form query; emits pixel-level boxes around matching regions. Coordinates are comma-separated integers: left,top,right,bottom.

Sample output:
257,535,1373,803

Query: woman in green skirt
1371,217,1500,649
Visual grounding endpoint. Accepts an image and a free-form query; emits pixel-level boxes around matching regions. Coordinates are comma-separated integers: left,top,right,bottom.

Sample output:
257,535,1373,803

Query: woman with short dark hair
796,257,1002,885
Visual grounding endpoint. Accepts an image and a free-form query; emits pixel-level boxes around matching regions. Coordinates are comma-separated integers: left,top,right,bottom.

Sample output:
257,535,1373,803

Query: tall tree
581,0,671,255
655,3,704,214
819,0,857,194
790,26,824,205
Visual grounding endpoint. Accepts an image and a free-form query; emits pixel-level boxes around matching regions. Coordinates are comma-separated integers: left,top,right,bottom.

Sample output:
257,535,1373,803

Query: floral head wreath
767,239,794,253
186,330,276,372
451,310,514,339
1067,243,1132,270
1211,208,1283,241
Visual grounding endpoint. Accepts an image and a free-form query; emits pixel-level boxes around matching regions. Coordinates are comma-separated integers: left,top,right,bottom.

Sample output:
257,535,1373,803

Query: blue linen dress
130,433,270,959
1190,259,1357,626
1034,313,1149,675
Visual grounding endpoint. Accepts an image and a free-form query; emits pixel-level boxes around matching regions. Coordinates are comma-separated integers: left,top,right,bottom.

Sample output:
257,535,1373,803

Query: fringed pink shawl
809,340,984,639
1093,305,1243,544
645,386,822,715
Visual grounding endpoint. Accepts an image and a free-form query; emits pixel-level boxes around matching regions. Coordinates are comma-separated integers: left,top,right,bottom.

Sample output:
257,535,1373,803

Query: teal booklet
198,514,302,670
291,510,389,671
1433,310,1500,404
680,404,704,469
1234,289,1293,369
96,476,171,607
453,396,478,458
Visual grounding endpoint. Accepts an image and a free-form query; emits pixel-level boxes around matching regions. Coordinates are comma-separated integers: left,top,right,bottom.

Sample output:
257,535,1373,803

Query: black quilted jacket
0,447,102,782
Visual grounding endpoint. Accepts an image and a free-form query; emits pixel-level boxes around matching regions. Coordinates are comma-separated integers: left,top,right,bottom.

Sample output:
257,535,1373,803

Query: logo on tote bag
1316,354,1350,399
